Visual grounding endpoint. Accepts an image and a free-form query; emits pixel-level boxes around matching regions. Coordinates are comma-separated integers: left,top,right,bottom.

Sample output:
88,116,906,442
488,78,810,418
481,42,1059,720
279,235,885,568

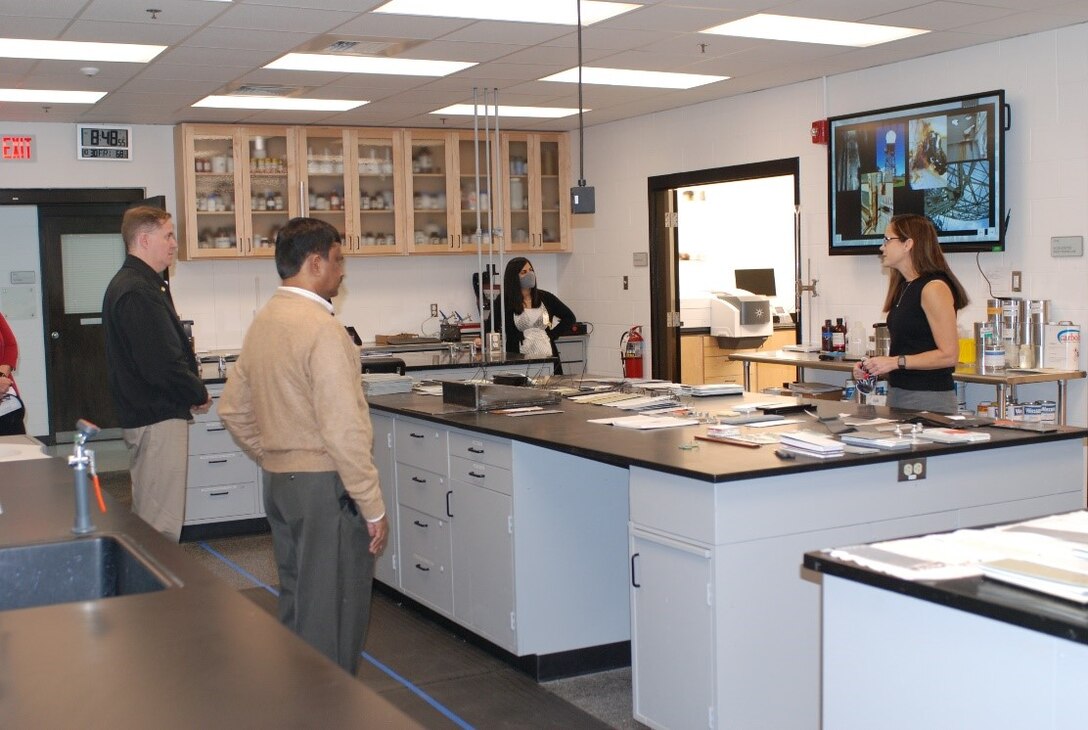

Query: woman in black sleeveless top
853,214,969,414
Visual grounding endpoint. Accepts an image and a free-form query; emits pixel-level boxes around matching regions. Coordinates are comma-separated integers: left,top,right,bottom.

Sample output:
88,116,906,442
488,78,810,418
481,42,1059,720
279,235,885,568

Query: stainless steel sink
0,534,178,612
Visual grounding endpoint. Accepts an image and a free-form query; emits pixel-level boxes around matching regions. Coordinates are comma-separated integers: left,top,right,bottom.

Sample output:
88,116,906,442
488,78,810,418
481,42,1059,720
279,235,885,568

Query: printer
709,291,773,348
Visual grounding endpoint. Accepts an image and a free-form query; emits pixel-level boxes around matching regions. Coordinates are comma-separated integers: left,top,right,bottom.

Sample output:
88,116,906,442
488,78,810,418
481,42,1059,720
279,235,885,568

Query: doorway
647,158,800,382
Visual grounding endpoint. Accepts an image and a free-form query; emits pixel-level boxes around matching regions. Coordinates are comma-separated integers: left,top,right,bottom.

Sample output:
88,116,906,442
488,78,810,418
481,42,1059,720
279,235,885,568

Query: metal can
1023,401,1042,423
1007,402,1025,421
976,401,992,416
1040,400,1057,424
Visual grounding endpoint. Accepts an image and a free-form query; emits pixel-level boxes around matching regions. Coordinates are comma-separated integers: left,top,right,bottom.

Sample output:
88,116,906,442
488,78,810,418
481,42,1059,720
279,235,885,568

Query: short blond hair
122,206,172,252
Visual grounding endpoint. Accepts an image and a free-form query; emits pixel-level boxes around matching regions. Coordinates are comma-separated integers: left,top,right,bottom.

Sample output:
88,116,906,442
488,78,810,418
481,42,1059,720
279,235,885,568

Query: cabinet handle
468,471,485,479
208,459,228,464
631,552,641,588
414,563,430,572
206,426,226,432
411,476,427,484
209,491,229,497
409,432,425,439
467,447,484,454
446,490,453,518
413,519,429,528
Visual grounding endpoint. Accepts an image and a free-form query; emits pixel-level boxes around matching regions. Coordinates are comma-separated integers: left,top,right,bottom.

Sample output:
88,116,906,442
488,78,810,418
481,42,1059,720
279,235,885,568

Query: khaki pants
123,418,189,541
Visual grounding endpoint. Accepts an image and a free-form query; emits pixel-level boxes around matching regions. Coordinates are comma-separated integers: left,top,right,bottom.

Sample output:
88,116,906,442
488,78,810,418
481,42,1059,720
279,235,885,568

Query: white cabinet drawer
448,430,511,470
394,419,447,474
399,504,452,614
397,463,449,519
188,451,257,488
189,421,237,455
450,456,513,496
185,481,258,522
192,387,222,423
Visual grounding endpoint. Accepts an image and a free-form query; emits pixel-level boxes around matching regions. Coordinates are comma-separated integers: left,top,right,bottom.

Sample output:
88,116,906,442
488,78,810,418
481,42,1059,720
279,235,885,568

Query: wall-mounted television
828,89,1007,256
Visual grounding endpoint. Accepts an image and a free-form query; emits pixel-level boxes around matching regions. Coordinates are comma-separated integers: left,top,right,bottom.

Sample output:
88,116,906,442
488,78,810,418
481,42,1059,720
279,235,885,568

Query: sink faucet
68,419,101,534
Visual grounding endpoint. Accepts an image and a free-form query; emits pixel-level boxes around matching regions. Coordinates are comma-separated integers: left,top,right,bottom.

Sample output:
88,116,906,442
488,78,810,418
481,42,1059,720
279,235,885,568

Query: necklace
894,278,916,308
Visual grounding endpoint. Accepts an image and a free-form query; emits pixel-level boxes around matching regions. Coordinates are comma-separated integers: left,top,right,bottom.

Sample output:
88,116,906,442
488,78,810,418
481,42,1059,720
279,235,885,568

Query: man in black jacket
103,206,211,541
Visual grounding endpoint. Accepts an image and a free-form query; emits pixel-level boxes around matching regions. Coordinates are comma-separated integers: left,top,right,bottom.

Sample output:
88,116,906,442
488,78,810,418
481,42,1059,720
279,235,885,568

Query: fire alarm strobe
811,119,829,145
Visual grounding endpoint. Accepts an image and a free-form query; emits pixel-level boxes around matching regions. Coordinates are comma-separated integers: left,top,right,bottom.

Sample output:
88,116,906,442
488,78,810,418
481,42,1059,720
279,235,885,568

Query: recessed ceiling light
373,0,640,25
264,53,475,77
541,67,727,90
701,13,928,47
0,38,166,63
431,104,583,119
192,96,367,112
0,89,108,104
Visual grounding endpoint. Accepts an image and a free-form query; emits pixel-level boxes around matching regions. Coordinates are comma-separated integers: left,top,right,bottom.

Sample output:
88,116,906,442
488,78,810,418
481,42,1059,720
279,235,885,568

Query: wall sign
1,134,35,161
76,124,133,160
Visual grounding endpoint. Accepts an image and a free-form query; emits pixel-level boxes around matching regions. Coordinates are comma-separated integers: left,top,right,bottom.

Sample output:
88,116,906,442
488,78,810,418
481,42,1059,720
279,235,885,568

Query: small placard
10,271,35,285
1051,236,1084,257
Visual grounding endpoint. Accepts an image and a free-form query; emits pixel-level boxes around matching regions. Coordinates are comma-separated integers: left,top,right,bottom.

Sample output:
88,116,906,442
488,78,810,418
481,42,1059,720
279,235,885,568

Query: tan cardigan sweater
219,290,385,521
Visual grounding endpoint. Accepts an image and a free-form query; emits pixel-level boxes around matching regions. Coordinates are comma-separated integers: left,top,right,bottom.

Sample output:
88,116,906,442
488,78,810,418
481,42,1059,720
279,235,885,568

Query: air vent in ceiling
230,84,302,97
298,35,423,58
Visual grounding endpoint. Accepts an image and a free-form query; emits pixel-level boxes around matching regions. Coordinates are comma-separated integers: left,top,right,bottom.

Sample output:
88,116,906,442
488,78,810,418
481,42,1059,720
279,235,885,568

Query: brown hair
121,206,172,252
881,213,969,312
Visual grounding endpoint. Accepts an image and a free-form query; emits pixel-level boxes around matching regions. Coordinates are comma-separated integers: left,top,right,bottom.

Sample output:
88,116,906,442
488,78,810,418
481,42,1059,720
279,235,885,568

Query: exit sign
1,134,35,161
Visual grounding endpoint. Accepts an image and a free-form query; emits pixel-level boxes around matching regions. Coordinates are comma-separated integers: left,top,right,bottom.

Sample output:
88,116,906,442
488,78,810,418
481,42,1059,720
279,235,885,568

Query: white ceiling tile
604,4,748,32
873,2,1016,30
211,4,358,33
329,13,474,39
184,27,314,51
0,17,72,37
63,20,200,45
439,20,571,46
401,40,525,63
80,0,226,26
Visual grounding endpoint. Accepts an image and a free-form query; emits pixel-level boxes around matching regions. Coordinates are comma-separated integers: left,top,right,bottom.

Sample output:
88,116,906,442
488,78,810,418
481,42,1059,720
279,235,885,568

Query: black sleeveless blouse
885,272,955,392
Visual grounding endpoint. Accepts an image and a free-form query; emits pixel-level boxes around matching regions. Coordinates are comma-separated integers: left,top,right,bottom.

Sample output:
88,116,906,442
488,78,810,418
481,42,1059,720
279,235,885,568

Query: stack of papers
706,424,741,439
587,414,699,430
917,428,992,443
979,558,1088,604
687,383,743,397
839,430,914,450
361,373,415,396
778,430,845,458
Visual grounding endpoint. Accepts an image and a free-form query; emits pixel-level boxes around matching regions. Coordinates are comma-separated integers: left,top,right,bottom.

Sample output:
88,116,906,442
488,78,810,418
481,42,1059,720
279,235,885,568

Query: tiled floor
97,469,646,729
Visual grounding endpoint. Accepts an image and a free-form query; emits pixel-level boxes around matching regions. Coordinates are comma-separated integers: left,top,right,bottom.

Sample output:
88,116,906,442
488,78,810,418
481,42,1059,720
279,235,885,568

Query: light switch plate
1051,236,1084,257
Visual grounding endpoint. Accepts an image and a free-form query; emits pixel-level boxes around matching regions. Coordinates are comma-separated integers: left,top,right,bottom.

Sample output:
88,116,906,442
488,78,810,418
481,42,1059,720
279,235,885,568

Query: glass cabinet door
536,136,566,249
241,128,291,256
301,129,349,245
505,135,532,249
355,130,404,253
189,129,243,257
405,132,452,252
457,132,494,252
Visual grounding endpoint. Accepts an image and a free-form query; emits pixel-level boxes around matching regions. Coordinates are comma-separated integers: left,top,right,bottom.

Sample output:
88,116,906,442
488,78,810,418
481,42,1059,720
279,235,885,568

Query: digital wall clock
76,124,133,160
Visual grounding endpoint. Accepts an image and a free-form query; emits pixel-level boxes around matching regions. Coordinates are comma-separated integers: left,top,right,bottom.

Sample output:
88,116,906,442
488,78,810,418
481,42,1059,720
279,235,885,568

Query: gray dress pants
264,470,375,674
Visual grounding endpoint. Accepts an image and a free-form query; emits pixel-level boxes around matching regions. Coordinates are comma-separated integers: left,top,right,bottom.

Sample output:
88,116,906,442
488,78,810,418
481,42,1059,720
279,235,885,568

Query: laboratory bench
365,390,1088,729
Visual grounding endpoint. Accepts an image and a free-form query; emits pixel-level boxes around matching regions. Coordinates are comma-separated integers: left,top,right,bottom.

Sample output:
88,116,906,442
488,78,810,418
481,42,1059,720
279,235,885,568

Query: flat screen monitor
828,89,1006,255
734,268,776,297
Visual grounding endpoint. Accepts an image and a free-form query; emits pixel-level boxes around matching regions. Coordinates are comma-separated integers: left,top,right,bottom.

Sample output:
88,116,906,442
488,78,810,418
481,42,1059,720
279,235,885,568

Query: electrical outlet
1011,271,1022,292
430,303,438,317
897,456,927,482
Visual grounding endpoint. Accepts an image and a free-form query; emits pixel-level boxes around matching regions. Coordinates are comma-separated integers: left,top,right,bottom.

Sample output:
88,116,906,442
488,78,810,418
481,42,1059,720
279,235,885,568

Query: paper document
587,415,699,430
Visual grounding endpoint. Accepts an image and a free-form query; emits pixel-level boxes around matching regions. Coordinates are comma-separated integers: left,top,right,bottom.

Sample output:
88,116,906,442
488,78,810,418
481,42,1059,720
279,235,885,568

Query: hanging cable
576,0,586,187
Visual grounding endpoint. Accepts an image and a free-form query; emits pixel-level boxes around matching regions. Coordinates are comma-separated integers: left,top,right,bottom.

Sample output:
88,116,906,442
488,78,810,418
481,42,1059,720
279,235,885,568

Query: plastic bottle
832,318,847,353
821,319,833,352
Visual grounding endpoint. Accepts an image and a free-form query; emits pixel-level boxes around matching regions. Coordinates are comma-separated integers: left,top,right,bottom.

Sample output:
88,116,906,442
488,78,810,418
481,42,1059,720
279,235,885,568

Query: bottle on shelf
832,318,847,353
821,319,833,352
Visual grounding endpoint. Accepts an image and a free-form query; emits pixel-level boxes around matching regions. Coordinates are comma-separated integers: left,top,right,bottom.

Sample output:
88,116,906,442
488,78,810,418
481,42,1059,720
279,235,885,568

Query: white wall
568,24,1088,424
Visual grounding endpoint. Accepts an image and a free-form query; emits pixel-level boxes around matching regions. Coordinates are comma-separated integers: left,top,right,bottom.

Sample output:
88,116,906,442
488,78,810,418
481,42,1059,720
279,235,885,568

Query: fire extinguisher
620,325,644,379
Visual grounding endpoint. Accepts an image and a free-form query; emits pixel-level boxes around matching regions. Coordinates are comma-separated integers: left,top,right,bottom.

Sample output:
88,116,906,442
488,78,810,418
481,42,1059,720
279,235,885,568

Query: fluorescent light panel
701,13,928,47
542,67,727,90
0,38,165,63
193,95,366,112
0,88,107,104
264,53,474,77
431,104,582,119
373,0,640,25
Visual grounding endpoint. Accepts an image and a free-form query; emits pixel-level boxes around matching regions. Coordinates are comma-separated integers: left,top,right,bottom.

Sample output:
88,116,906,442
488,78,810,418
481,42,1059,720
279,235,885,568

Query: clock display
76,125,133,161
80,127,128,148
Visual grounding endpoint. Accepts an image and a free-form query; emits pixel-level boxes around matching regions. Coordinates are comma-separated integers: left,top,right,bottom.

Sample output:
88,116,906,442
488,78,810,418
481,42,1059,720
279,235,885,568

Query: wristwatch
897,355,907,370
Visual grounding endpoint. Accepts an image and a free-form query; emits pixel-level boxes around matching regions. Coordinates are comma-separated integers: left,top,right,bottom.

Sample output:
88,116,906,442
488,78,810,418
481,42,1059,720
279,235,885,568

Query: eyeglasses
882,235,905,243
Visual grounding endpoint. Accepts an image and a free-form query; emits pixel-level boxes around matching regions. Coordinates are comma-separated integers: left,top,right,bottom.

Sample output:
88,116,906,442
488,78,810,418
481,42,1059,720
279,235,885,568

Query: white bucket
1043,322,1080,370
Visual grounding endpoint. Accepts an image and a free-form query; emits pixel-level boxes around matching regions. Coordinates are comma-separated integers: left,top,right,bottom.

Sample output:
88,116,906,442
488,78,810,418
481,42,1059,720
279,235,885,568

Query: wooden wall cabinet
177,124,569,259
176,124,299,260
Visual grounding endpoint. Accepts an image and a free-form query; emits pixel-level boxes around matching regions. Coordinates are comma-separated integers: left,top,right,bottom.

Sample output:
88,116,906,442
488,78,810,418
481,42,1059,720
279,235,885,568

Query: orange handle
92,474,107,513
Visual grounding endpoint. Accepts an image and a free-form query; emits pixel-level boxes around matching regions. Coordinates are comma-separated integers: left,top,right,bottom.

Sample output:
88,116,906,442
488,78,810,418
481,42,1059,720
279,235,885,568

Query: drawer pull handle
413,519,429,528
411,476,427,484
415,563,430,572
206,426,226,432
468,471,485,479
409,432,425,439
208,459,228,464
209,491,229,497
446,490,453,518
631,552,641,588
467,447,484,454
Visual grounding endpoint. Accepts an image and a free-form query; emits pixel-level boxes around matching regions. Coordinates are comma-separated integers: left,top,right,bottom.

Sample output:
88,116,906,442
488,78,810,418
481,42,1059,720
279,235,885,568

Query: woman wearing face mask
501,257,576,375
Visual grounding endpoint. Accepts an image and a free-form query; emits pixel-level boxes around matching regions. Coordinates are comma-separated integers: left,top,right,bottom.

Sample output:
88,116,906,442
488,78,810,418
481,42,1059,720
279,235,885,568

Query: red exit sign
1,134,35,161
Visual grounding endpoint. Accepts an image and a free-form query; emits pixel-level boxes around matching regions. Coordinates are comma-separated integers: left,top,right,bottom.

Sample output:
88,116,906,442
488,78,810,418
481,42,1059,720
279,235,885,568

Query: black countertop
368,392,1088,483
804,541,1088,646
0,457,453,728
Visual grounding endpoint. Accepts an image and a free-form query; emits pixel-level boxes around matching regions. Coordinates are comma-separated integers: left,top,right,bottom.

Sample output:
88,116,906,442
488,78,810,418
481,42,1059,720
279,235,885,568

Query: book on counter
917,428,992,444
838,430,914,450
979,558,1088,604
778,430,845,456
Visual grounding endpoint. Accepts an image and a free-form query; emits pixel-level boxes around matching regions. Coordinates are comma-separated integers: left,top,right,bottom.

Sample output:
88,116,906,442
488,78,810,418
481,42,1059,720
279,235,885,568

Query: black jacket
103,255,207,428
501,289,576,374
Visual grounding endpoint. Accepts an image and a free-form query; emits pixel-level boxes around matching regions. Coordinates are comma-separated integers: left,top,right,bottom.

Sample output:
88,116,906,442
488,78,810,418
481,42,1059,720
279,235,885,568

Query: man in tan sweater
219,217,388,674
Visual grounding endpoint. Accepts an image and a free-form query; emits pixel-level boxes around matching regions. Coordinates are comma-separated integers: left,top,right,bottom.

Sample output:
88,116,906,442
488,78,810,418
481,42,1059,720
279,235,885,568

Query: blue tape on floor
197,541,474,730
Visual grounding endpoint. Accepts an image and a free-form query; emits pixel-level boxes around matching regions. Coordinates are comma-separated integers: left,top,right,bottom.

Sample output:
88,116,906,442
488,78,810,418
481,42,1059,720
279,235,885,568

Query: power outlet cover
897,456,927,481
